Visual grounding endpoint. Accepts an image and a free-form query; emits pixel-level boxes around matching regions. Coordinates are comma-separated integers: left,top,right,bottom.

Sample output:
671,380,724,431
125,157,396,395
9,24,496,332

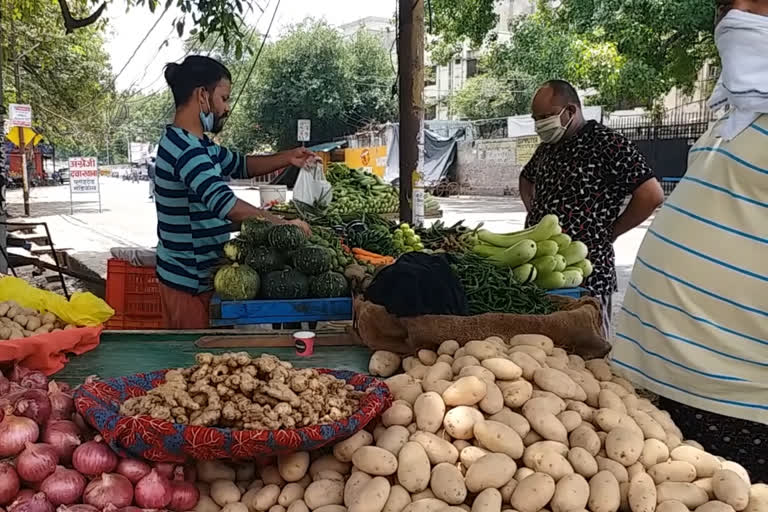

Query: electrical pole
11,28,30,217
398,0,425,224
0,0,7,274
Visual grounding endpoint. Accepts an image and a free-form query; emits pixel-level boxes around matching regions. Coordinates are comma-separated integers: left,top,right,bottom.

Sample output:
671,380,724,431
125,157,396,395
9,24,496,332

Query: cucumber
571,258,594,278
550,233,572,251
554,254,567,272
478,214,561,247
531,255,557,275
562,269,584,288
512,264,538,284
536,240,559,258
535,271,566,290
560,241,589,265
487,239,538,268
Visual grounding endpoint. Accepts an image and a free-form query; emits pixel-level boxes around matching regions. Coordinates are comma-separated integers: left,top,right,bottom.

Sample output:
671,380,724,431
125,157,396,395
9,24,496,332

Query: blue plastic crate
209,296,354,326
547,287,589,299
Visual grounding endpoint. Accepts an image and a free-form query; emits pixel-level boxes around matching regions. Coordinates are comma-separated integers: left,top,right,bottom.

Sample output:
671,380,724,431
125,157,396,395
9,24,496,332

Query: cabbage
214,263,261,300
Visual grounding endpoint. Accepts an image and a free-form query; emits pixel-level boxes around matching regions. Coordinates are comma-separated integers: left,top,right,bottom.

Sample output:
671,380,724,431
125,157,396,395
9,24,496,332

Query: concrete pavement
6,181,649,320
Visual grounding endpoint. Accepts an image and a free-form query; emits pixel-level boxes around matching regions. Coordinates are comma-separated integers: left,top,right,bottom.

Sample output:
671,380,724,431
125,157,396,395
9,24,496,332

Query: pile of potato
0,300,76,340
191,334,766,512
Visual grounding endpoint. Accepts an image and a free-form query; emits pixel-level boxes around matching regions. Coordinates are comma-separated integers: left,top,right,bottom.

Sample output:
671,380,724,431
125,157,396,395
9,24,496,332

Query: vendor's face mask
199,90,215,133
535,107,574,144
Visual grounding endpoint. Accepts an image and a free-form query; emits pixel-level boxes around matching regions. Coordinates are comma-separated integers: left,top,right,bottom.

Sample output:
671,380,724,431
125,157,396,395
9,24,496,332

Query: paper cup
294,331,316,357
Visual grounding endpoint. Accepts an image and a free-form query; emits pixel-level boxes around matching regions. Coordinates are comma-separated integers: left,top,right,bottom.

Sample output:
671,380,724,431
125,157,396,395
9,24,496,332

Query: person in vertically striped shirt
155,56,313,329
611,0,768,481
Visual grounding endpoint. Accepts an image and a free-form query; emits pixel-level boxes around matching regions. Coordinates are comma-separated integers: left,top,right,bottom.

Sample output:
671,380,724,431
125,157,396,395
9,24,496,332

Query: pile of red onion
0,367,199,512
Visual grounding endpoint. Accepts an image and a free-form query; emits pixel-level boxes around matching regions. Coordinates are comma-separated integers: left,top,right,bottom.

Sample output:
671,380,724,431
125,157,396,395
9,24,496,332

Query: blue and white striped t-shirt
154,125,247,294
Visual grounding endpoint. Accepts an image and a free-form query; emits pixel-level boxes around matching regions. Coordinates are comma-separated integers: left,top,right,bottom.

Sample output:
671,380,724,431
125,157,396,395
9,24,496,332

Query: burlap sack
354,295,609,359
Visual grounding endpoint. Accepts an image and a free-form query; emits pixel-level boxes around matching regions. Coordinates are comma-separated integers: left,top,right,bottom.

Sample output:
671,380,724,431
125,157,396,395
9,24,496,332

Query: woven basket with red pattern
73,369,392,462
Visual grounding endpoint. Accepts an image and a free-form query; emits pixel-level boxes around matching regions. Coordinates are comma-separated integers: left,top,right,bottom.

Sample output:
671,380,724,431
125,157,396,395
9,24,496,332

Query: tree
225,20,397,152
451,74,532,119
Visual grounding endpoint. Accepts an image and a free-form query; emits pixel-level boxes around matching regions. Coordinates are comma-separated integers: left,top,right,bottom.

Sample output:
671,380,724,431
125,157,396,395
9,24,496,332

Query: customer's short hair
542,80,582,107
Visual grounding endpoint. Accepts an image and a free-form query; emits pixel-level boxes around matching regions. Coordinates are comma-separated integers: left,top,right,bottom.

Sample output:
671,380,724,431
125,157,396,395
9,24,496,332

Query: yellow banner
345,146,388,176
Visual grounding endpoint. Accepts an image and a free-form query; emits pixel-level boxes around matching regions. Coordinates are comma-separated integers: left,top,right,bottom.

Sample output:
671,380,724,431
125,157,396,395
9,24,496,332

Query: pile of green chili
451,253,557,316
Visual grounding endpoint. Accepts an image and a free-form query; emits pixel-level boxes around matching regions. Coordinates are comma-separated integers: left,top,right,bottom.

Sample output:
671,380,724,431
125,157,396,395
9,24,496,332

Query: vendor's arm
245,147,318,178
612,179,664,241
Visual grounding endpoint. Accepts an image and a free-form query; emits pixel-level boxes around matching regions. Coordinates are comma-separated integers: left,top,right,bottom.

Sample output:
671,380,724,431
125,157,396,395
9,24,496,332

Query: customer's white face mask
535,107,573,144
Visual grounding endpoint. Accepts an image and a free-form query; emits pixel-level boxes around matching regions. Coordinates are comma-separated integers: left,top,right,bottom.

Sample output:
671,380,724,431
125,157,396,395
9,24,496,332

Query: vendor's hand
288,147,319,168
288,219,312,237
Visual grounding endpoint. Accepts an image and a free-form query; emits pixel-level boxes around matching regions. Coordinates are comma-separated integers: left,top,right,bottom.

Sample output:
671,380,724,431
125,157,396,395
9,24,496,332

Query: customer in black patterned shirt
519,80,664,339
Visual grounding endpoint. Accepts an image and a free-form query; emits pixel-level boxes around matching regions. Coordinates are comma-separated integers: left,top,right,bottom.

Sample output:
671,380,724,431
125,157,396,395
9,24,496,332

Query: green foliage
428,0,499,64
224,20,396,152
451,74,532,119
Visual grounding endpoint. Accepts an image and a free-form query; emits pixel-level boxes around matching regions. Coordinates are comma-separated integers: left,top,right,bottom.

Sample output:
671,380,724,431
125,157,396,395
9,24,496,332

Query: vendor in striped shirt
154,55,313,329
611,0,768,481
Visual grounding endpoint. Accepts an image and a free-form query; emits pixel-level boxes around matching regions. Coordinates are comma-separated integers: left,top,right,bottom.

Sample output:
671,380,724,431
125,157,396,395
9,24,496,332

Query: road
6,179,650,320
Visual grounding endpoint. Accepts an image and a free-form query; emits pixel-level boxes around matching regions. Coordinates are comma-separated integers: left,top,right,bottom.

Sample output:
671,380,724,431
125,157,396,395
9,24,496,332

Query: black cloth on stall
364,252,468,317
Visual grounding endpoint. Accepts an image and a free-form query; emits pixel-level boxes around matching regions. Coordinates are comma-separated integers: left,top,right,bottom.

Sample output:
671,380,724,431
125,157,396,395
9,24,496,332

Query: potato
12,314,29,328
349,477,391,512
221,505,248,512
656,483,708,509
465,453,517,493
473,420,524,459
648,461,697,484
430,463,467,505
627,472,656,512
720,462,750,487
394,382,423,405
411,490,436,501
198,461,237,483
407,364,430,380
0,327,11,339
606,428,644,466
315,471,344,483
534,368,584,400
345,472,373,507
546,356,569,370
657,501,691,512
414,392,446,433
25,316,42,332
309,456,350,479
500,479,518,503
532,451,575,481
279,452,311,483
452,356,481,375
314,506,346,512
353,446,398,476
628,410,667,442
279,484,306,507
6,306,21,319
523,395,567,416
523,441,569,470
471,488,502,512
713,470,750,511
479,381,504,415
288,503,310,512
511,472,556,512
488,409,531,439
696,502,737,512
508,352,542,380
438,339,460,356
382,401,414,427
464,339,499,361
396,442,431,493
424,362,453,386
459,366,496,383
304,480,345,510
523,430,544,446
460,446,488,468
334,431,373,462
382,485,411,512
671,446,722,478
22,330,34,337
210,480,242,506
481,358,523,380
0,303,9,317
410,431,459,465
402,499,448,512
558,410,583,433
585,359,614,381
551,474,590,512
599,389,628,413
640,439,671,469
194,495,221,512
443,406,484,440
250,485,282,511
376,426,410,456
525,409,568,444
369,351,402,377
416,349,437,365
589,471,621,512
503,380,534,408
569,447,599,479
594,409,642,437
442,376,487,406
570,425,601,456
600,382,629,398
597,457,630,484
510,334,554,354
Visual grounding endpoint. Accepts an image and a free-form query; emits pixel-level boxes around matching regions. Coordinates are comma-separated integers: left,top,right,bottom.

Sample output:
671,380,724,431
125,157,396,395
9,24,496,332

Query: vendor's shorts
658,397,768,483
159,283,212,330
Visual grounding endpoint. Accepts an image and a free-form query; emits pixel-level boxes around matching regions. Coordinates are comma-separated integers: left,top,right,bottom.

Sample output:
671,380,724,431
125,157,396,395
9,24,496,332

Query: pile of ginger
120,352,364,430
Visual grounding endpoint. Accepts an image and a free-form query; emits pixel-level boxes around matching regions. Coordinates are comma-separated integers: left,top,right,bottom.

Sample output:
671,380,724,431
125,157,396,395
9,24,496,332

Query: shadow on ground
8,200,109,217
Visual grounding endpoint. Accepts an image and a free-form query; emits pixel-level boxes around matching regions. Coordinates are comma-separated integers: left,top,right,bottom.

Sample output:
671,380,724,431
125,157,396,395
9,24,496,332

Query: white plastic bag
294,159,333,206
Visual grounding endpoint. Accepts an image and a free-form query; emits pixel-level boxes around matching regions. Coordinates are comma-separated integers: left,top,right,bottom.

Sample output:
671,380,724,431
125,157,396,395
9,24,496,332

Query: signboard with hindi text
9,104,33,128
69,157,102,213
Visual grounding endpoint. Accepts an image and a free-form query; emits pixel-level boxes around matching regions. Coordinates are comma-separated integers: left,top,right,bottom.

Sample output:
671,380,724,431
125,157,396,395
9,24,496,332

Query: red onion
16,443,59,482
153,462,175,480
114,508,141,512
0,373,10,395
41,421,81,463
116,458,151,484
11,492,34,504
13,367,48,391
0,463,20,505
134,469,172,509
52,382,71,394
168,481,199,512
40,466,86,506
84,473,134,509
9,365,33,383
72,439,118,476
47,383,73,421
0,412,40,456
8,493,54,512
14,390,52,426
56,506,98,512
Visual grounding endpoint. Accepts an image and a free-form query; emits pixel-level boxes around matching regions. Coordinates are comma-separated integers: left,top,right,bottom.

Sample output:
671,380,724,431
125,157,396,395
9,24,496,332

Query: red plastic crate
105,259,165,330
